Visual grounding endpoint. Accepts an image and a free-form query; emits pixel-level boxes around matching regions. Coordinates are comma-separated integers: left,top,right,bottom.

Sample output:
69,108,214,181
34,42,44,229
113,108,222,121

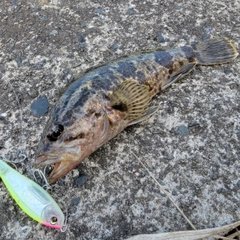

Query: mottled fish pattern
55,46,194,125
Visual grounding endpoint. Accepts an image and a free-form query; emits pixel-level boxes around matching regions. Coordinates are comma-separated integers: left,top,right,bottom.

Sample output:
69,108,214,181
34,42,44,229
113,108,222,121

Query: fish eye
50,216,58,225
47,124,64,141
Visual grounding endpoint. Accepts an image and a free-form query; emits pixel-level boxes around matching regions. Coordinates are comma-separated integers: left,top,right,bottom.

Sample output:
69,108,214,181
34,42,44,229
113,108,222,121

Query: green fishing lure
0,160,65,229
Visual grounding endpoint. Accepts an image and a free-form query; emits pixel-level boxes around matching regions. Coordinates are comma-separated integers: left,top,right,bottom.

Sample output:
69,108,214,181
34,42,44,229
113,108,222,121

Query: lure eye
50,216,58,225
47,124,64,141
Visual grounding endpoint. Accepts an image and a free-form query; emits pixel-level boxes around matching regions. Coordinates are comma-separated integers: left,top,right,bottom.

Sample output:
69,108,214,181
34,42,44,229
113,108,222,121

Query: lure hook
60,210,68,232
32,168,51,191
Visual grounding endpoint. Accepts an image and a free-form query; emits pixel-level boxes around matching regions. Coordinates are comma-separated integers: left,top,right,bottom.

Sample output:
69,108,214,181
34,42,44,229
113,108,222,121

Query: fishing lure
0,159,65,229
36,37,239,183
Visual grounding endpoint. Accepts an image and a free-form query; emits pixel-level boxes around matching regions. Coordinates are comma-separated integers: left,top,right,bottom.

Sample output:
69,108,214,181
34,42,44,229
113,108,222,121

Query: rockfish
36,37,238,183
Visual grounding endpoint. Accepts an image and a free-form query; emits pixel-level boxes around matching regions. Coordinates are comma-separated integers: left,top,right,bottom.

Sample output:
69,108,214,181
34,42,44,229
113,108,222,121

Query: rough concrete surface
0,0,239,239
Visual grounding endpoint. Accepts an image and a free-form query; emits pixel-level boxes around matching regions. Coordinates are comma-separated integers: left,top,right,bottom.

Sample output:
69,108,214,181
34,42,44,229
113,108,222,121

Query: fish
36,37,238,183
0,159,65,229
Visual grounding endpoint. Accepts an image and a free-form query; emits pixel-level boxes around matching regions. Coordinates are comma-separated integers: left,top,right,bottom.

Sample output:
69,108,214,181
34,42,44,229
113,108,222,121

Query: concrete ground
0,0,239,239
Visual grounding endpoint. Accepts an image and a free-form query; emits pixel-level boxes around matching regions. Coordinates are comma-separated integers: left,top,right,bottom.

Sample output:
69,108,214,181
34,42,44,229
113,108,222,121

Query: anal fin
128,105,160,126
162,62,197,90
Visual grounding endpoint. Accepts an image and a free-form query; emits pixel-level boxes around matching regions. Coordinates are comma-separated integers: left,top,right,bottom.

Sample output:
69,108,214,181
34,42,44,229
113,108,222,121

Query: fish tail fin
193,37,239,65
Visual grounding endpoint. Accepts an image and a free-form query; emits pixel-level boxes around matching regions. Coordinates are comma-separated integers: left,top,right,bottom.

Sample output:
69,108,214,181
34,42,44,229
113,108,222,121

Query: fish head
36,94,128,183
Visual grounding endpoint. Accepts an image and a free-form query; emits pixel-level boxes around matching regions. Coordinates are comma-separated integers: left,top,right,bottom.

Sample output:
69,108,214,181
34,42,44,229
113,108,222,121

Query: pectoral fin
109,79,153,123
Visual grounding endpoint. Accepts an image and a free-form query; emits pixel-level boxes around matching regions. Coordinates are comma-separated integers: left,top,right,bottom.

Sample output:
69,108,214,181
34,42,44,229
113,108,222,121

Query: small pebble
205,27,211,34
217,187,228,194
49,30,58,36
41,37,47,42
81,22,89,28
126,8,135,14
10,1,16,6
236,131,240,139
71,197,80,206
0,64,5,73
157,33,169,43
111,44,119,51
166,155,174,160
236,180,240,187
74,175,88,186
223,67,231,75
211,164,219,172
15,57,22,67
177,125,189,135
28,89,38,99
30,96,49,117
78,34,85,43
202,34,210,40
41,16,47,21
67,52,74,58
94,9,105,15
172,189,178,196
188,122,202,134
210,173,218,180
157,33,165,43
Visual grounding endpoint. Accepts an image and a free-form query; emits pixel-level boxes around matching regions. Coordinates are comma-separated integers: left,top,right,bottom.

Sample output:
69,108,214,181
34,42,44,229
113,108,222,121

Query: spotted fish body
36,37,238,183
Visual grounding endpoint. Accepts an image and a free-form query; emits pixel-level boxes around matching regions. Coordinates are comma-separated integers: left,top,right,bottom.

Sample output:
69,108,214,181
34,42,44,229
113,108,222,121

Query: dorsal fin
109,79,152,122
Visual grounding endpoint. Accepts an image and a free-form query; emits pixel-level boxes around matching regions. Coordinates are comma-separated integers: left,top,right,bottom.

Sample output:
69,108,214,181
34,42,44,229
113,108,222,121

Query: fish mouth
36,153,80,184
36,154,61,168
48,160,79,184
